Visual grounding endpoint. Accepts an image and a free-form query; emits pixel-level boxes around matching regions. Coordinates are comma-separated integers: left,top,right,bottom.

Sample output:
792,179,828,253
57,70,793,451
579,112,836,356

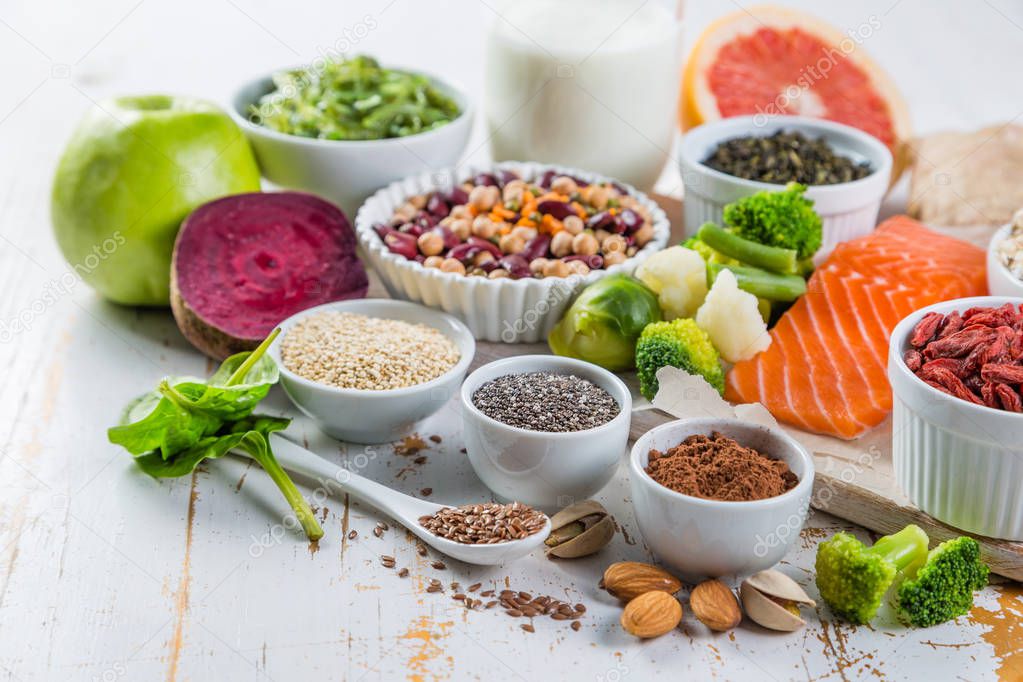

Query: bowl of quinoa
989,210,1023,297
270,299,475,443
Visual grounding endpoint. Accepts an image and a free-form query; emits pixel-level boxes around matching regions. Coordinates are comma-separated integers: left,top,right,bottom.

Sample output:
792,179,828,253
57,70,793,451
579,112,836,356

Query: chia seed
471,372,620,432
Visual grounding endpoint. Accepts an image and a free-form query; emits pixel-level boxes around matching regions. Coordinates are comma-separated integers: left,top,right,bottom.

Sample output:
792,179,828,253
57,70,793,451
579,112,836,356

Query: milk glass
484,0,683,190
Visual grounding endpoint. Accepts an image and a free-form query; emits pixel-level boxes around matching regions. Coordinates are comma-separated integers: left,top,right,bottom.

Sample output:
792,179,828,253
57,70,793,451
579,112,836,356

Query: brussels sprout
548,274,662,371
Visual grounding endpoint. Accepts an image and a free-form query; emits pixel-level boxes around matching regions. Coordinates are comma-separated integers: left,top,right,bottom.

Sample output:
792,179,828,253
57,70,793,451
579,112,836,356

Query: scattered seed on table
372,527,383,538
426,585,442,593
471,372,620,432
280,312,460,390
521,624,535,633
485,600,498,609
397,568,409,578
414,456,428,465
574,603,586,613
417,545,428,557
453,593,466,601
506,609,523,617
347,530,358,540
450,582,460,590
480,589,494,597
377,522,389,531
432,560,447,570
552,613,569,621
420,487,432,496
429,435,442,443
571,621,581,631
468,582,481,593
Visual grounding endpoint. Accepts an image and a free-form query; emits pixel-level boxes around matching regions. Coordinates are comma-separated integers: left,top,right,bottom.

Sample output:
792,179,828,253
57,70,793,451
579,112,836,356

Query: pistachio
544,500,615,559
740,569,815,632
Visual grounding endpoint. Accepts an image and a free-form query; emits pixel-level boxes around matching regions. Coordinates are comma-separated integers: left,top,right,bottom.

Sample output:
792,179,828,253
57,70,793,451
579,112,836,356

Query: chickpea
440,258,467,275
438,216,455,228
626,246,638,257
499,233,525,254
572,232,599,256
529,257,550,275
551,175,578,195
633,223,654,247
449,218,471,240
449,204,473,221
604,251,626,266
472,215,498,239
542,259,570,278
594,228,611,244
408,194,428,210
473,251,495,266
602,234,627,254
549,231,574,258
502,181,526,204
394,202,418,222
587,185,609,210
423,255,445,268
567,260,590,276
417,231,444,257
510,225,537,242
469,185,499,212
488,268,510,279
562,215,584,235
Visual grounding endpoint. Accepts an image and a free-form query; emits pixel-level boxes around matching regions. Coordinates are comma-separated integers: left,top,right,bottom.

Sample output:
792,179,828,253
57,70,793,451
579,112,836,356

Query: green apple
51,95,261,306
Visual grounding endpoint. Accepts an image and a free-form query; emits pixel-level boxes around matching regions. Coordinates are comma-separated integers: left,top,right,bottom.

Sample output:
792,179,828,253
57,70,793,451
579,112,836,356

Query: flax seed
571,621,581,631
398,568,409,578
521,624,535,633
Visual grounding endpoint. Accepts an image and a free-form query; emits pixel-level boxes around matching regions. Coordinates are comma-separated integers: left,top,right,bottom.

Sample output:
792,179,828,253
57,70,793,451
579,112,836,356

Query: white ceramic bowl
355,161,671,343
889,296,1023,540
229,67,473,218
987,223,1023,297
679,115,893,259
460,355,632,511
629,418,814,580
269,298,475,444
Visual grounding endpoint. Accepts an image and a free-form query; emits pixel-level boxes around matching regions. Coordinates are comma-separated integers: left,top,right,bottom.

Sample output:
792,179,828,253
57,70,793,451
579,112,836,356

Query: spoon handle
268,433,436,520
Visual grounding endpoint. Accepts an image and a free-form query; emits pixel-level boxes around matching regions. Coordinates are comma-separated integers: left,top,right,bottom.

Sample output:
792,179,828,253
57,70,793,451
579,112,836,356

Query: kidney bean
446,243,482,262
478,259,500,273
563,254,604,270
384,231,418,260
536,200,576,221
521,234,551,262
617,208,643,233
498,169,520,185
426,193,450,218
437,226,461,250
472,172,499,187
498,254,531,279
446,187,469,205
373,223,391,240
586,210,616,231
536,170,557,189
467,237,503,259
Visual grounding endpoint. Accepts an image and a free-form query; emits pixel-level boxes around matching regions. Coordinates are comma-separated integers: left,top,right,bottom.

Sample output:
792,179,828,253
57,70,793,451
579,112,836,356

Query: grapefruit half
681,5,911,178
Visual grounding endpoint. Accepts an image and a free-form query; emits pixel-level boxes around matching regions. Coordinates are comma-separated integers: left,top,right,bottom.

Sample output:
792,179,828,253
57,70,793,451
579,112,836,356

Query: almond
689,579,742,632
620,590,683,638
601,561,682,602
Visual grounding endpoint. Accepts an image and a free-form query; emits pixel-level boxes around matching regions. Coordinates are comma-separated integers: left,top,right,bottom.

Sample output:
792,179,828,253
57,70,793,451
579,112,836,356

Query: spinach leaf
135,416,290,478
107,382,220,457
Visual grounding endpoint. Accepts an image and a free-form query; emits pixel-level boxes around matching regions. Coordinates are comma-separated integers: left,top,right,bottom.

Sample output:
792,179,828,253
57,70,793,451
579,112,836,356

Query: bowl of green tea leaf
230,55,473,215
679,115,893,259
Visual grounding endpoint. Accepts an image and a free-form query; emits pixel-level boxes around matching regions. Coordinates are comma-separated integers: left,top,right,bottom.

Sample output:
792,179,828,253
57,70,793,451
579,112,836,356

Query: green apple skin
51,95,261,306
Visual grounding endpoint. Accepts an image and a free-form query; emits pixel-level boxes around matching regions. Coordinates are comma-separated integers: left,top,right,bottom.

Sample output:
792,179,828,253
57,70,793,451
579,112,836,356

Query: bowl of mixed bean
356,162,670,342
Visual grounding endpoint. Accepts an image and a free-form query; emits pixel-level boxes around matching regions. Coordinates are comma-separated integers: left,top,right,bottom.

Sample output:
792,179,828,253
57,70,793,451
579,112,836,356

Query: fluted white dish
889,296,1023,540
679,115,892,259
355,161,670,343
629,418,814,581
987,223,1023,297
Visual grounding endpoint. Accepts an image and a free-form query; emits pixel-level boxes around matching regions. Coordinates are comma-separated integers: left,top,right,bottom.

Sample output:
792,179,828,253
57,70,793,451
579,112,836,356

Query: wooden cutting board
370,194,1023,581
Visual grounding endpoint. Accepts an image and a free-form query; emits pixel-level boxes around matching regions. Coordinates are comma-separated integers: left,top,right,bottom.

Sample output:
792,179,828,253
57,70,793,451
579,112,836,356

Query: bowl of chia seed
459,355,632,510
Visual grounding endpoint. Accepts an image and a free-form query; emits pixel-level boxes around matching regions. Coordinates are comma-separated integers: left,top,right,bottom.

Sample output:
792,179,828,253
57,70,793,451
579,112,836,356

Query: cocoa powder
645,432,797,502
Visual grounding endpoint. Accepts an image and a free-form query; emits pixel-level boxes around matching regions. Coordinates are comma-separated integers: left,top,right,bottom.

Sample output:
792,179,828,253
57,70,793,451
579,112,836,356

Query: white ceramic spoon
262,433,552,566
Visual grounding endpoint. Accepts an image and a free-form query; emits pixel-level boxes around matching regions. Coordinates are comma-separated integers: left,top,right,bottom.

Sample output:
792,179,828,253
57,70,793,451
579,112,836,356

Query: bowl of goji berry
889,296,1023,541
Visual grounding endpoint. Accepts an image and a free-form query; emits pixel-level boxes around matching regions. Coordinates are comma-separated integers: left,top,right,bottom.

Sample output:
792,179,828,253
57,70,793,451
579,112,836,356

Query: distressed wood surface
2,1,1023,681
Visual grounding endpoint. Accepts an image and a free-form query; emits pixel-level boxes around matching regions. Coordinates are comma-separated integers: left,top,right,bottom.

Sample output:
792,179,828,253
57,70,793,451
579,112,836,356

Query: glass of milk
484,0,683,191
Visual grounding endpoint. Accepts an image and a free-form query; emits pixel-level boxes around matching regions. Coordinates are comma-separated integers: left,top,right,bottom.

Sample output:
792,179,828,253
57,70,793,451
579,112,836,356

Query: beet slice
170,192,368,359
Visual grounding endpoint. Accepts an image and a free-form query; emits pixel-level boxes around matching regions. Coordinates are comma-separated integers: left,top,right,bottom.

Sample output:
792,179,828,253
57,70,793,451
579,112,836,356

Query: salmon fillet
725,216,987,439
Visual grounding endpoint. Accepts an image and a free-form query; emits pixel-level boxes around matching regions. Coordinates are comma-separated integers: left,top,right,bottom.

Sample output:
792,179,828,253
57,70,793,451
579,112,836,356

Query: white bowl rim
459,354,633,440
228,63,474,149
269,298,476,398
679,114,894,195
354,160,671,291
889,295,1023,421
629,417,816,509
988,222,1023,292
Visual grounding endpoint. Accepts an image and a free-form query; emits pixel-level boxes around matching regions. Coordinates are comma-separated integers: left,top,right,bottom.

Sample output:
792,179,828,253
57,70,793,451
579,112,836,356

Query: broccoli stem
708,263,807,302
698,222,799,274
869,524,930,576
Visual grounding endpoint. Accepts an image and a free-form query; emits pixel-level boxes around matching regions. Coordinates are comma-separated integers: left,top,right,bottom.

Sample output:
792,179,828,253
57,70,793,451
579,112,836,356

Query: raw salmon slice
725,216,987,439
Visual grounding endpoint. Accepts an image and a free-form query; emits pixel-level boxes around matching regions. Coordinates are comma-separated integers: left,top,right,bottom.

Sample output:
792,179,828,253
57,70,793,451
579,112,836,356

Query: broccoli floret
895,536,989,627
723,182,823,260
815,525,929,624
635,319,724,400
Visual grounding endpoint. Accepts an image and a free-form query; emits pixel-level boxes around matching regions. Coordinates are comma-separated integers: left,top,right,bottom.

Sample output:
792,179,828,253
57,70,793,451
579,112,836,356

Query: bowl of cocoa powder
628,418,814,580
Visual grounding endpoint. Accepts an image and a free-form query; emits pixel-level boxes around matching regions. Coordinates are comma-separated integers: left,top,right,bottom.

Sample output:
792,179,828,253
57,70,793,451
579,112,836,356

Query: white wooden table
2,1,1022,680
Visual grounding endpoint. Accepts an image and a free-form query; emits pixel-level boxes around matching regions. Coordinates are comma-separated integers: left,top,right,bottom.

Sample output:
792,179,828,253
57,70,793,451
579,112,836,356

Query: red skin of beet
171,192,368,358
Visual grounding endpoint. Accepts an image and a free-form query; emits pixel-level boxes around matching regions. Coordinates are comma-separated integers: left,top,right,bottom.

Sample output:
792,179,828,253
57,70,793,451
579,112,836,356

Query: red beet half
171,192,368,359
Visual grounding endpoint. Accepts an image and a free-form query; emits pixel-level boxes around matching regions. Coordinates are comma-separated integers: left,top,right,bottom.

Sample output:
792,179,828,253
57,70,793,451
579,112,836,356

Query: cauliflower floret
634,246,707,320
695,269,771,362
